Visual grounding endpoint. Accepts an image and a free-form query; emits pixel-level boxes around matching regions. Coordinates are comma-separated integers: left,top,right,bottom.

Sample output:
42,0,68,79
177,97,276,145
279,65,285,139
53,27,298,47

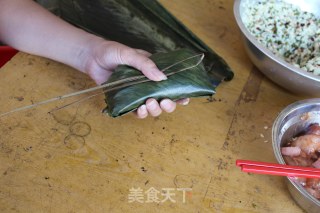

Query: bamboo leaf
37,0,234,82
104,49,215,117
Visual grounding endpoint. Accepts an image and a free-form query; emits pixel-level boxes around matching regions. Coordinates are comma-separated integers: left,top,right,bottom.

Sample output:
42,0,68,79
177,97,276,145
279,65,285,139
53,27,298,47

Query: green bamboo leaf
37,0,234,83
104,49,215,117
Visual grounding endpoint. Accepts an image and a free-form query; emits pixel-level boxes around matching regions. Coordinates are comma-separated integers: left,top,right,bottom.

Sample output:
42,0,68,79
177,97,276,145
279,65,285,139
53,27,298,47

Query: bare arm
0,0,95,72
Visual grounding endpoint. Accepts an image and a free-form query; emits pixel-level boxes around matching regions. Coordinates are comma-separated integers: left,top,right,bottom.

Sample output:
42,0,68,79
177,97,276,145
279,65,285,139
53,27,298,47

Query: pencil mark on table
203,176,213,201
169,135,177,163
69,121,91,137
64,134,85,150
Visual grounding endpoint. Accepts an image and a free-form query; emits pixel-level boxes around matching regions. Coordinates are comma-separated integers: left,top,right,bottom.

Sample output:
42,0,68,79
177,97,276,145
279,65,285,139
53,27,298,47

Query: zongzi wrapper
103,49,215,117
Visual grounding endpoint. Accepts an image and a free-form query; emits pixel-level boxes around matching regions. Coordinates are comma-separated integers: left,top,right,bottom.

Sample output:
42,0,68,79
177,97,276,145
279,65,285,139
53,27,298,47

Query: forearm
0,0,99,72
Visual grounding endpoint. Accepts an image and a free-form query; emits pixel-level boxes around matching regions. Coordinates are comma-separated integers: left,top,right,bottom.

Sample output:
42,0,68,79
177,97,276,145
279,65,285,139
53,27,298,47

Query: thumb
120,48,167,81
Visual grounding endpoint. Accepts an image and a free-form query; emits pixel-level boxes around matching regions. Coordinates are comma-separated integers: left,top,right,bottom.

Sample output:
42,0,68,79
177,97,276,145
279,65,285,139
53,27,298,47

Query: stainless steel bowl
234,0,320,96
272,99,320,213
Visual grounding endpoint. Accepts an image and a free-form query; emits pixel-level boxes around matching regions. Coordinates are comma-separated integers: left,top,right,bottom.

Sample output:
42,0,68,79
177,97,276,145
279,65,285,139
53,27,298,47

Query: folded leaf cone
104,49,215,117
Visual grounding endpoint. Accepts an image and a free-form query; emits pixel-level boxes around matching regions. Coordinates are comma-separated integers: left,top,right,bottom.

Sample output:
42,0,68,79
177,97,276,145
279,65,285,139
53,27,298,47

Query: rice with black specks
242,0,320,75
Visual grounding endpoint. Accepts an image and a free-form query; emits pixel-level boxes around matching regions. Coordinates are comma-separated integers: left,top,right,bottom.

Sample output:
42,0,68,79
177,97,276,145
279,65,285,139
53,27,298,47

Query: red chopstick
236,159,320,178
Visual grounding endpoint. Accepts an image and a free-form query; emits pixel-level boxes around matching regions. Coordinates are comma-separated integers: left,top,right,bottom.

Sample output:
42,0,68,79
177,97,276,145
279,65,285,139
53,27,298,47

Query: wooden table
0,0,312,212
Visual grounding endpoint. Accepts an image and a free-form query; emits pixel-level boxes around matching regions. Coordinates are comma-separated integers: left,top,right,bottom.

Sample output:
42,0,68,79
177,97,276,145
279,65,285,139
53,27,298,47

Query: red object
236,159,320,178
0,46,18,68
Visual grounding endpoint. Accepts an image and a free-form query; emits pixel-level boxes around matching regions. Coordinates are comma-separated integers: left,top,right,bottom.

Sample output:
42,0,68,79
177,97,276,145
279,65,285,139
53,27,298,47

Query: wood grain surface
0,0,312,212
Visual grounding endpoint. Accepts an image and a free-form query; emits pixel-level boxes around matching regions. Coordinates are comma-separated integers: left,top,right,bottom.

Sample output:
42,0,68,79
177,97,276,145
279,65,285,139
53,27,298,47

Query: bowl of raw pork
272,98,320,213
234,0,320,96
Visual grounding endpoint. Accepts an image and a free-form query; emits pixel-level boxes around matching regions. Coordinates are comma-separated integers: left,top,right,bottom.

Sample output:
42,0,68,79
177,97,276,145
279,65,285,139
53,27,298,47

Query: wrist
74,34,105,74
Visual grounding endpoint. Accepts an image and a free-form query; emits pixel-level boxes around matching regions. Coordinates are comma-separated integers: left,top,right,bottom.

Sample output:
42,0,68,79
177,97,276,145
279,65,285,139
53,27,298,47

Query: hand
135,98,190,119
83,39,189,118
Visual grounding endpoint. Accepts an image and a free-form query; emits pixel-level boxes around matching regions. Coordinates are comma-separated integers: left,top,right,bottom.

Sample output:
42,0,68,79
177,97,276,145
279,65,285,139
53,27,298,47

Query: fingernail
147,99,158,110
139,105,147,114
156,73,167,81
161,99,171,108
161,99,175,113
159,73,167,81
152,69,167,81
181,99,189,106
137,105,148,119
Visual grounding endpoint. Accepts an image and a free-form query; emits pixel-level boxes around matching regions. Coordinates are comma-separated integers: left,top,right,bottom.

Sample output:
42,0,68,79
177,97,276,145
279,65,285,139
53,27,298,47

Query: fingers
160,99,176,113
135,100,161,119
146,99,162,117
135,98,188,119
120,48,167,81
136,104,148,119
